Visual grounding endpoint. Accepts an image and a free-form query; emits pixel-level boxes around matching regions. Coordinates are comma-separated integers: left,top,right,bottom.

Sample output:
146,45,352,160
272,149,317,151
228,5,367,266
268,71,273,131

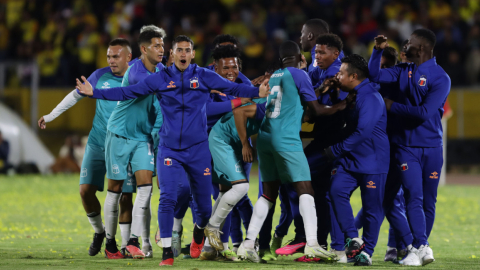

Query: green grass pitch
0,173,479,269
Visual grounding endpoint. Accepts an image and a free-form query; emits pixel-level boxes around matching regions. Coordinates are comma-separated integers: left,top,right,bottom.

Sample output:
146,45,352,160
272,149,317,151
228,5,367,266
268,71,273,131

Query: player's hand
374,35,389,50
258,79,270,98
384,98,394,111
252,72,272,86
76,76,93,96
210,90,222,94
242,144,254,163
346,91,357,105
323,77,339,94
300,54,307,69
38,116,47,129
240,98,255,105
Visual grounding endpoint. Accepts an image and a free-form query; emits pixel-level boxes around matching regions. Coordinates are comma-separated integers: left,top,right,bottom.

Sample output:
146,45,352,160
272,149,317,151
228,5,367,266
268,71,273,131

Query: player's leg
230,161,253,250
183,141,213,259
419,146,443,266
270,185,294,258
79,143,107,256
119,192,133,258
354,173,386,266
171,171,191,257
329,166,361,259
125,139,155,258
257,176,276,259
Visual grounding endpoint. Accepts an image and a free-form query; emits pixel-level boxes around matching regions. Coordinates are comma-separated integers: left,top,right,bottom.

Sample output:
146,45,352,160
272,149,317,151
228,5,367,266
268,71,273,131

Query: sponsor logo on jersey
418,75,427,86
401,163,408,171
101,82,111,89
112,164,119,174
331,168,337,176
204,168,211,176
190,77,199,89
313,59,317,67
270,73,284,78
164,158,172,166
151,158,155,165
430,171,439,179
167,81,176,88
408,71,412,78
367,181,376,188
81,168,87,177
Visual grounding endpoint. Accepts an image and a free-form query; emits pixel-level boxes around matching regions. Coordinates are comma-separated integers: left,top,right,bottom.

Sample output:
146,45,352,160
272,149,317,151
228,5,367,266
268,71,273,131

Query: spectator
37,42,62,86
0,130,11,174
50,135,83,173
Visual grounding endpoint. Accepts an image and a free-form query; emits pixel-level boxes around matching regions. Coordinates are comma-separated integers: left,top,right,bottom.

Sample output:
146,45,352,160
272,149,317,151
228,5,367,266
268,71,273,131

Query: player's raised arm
201,68,270,98
233,103,261,163
38,89,85,129
368,35,402,83
76,73,161,101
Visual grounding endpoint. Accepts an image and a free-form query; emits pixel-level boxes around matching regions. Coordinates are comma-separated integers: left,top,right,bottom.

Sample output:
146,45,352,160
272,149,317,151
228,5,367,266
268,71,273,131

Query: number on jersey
266,85,283,118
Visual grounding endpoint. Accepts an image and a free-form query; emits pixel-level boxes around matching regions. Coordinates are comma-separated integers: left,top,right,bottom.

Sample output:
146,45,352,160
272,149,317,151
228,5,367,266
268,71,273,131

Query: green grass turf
0,172,479,269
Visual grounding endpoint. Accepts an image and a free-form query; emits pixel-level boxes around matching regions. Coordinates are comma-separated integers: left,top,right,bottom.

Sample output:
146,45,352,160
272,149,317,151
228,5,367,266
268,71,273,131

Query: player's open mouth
180,60,186,64
227,76,235,81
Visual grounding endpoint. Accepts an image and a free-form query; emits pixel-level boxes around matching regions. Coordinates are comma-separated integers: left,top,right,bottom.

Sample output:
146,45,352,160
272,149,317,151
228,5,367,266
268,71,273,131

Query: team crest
401,163,408,171
190,77,199,89
112,164,119,174
164,158,172,166
331,168,337,176
81,168,87,177
418,75,427,86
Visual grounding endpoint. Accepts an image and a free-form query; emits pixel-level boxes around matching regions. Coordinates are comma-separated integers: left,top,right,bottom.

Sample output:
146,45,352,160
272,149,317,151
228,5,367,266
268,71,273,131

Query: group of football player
39,16,450,267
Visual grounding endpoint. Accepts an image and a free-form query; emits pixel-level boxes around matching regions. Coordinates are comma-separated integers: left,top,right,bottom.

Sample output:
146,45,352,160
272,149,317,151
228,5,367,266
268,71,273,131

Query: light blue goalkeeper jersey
106,60,164,142
257,67,317,152
80,67,123,147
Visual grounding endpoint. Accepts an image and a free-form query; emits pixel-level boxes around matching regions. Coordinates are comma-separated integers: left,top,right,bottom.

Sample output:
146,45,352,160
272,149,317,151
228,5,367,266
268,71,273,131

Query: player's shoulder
88,66,111,83
286,67,311,83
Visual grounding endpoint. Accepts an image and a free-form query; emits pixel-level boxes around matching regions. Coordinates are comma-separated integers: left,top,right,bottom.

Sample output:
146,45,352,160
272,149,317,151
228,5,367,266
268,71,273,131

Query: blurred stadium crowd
1,0,479,87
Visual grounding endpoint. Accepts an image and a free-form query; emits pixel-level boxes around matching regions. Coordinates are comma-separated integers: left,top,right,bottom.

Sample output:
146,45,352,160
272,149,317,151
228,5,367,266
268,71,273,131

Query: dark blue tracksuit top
329,79,390,174
368,48,451,147
91,63,259,150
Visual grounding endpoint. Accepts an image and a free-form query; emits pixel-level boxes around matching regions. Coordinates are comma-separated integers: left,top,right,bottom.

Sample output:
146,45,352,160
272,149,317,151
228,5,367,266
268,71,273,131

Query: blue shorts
79,142,136,193
209,130,248,186
258,149,311,184
105,131,155,180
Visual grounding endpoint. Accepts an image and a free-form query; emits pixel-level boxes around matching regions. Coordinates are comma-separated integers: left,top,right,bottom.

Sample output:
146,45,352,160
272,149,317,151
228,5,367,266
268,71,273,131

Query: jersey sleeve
289,67,317,102
200,68,258,98
330,94,383,158
255,102,267,121
206,96,232,117
368,47,402,83
390,73,451,122
91,72,162,100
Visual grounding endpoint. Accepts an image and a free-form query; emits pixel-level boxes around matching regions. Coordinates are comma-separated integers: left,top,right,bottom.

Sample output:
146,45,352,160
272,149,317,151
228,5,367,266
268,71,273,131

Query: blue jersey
81,67,123,147
258,67,317,152
107,60,164,142
309,52,349,148
329,79,389,174
91,63,260,150
211,99,266,146
368,48,450,147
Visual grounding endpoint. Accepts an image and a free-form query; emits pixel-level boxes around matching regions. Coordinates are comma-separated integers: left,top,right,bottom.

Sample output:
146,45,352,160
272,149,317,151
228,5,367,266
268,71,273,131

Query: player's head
300,19,329,52
212,34,239,48
172,35,195,71
400,39,410,63
107,38,132,76
381,47,398,69
279,40,302,69
337,54,369,91
405,28,436,61
314,33,343,69
212,45,241,82
138,25,166,65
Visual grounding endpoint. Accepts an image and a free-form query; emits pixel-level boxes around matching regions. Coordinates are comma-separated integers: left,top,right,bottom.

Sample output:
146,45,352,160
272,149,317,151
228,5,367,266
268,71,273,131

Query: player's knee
79,184,96,200
119,193,133,209
159,197,177,210
231,182,249,196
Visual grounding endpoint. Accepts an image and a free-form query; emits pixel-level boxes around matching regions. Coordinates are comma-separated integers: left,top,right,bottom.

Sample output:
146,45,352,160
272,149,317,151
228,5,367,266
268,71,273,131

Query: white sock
161,237,172,248
387,246,396,251
142,200,152,247
120,223,131,249
245,196,273,248
211,191,225,219
104,191,121,239
223,242,229,250
299,194,319,247
131,185,153,239
86,212,104,234
173,218,183,232
209,183,249,228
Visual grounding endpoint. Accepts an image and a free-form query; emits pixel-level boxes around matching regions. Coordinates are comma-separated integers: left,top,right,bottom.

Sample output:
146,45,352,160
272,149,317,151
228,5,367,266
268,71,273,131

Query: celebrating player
38,38,132,257
237,40,350,263
369,29,450,266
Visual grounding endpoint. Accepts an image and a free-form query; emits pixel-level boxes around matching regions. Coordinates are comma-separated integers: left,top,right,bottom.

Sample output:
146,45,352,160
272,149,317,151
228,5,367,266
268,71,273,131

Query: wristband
232,97,242,108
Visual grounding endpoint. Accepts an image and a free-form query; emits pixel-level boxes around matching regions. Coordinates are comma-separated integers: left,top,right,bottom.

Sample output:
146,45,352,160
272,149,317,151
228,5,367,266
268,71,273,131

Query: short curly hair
341,54,369,80
211,45,241,62
315,33,343,52
212,34,239,47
